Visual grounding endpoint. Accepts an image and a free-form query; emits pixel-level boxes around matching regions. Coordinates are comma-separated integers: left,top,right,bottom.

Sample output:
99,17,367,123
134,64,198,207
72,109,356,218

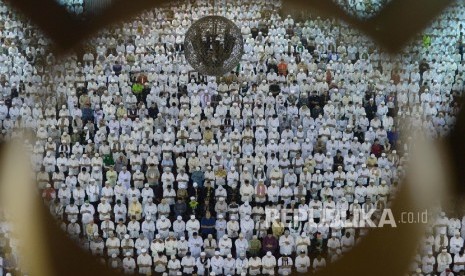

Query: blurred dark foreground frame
0,0,462,275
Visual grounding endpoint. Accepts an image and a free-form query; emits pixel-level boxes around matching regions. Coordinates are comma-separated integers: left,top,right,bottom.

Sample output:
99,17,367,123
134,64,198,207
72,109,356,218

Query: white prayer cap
190,215,196,219
267,251,272,256
141,248,147,253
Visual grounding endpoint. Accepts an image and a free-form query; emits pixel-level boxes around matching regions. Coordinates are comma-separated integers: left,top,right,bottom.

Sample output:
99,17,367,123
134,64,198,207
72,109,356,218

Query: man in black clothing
364,98,377,121
308,90,320,108
333,150,344,171
148,102,158,119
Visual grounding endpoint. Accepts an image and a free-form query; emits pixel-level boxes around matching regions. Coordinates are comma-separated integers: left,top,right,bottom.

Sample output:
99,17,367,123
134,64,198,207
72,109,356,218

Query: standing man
122,252,136,274
137,248,152,274
295,249,311,273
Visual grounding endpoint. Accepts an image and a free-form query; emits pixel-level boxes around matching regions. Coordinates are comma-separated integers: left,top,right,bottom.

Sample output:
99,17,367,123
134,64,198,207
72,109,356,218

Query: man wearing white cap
181,251,196,274
262,251,277,275
210,251,224,275
121,234,134,257
248,255,262,276
239,178,254,203
279,230,294,256
421,250,435,274
118,166,131,189
135,233,150,255
437,248,452,273
154,251,168,274
106,232,120,257
173,215,186,239
80,200,95,229
218,234,232,257
137,248,152,274
165,234,178,257
90,233,104,256
450,230,464,255
196,252,210,276
223,253,236,275
186,215,200,238
295,250,310,273
156,215,171,239
123,252,136,274
234,233,248,256
234,252,248,275
178,236,189,257
327,233,341,256
227,215,240,239
142,216,155,242
67,219,80,240
188,232,203,258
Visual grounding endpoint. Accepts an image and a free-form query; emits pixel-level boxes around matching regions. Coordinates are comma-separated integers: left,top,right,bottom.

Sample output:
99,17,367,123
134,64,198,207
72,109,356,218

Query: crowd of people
56,0,84,15
0,0,464,275
333,0,391,19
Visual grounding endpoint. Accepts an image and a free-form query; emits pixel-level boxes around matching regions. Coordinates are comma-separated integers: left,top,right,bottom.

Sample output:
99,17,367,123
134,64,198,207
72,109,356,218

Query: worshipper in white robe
123,252,136,274
437,248,453,273
278,254,294,275
167,254,181,276
210,252,224,275
181,252,196,274
295,250,311,273
262,251,277,275
279,230,295,256
188,232,203,258
223,254,236,275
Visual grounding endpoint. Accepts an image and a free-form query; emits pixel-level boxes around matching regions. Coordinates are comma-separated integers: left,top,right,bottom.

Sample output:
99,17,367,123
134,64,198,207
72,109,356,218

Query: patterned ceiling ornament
184,15,244,76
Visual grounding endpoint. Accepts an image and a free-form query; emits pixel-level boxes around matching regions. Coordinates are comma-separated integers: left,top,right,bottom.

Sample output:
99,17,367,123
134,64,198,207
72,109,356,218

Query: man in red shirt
278,59,288,76
42,183,56,204
371,139,384,158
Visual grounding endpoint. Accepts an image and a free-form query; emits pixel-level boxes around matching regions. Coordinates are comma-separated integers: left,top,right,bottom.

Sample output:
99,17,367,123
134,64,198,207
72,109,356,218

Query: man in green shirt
248,235,262,256
105,166,117,187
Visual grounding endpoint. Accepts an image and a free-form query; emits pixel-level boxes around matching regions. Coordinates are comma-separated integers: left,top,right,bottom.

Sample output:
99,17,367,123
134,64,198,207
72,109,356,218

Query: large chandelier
184,15,244,76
